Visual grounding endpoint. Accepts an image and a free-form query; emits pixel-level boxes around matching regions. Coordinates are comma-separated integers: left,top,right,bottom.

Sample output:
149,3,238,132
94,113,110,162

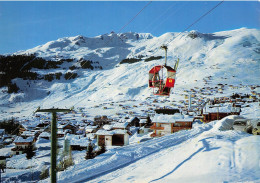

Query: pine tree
25,145,35,159
96,143,106,156
85,142,95,159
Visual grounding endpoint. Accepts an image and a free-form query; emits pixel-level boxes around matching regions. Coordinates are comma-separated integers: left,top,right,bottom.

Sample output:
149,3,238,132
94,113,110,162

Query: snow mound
213,115,246,131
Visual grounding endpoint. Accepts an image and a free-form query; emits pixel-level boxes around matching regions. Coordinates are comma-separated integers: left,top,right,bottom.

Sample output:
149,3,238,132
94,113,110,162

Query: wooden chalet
57,123,77,137
173,119,193,133
202,105,241,123
150,114,193,137
85,125,98,134
113,122,131,131
138,116,152,128
11,136,36,155
128,117,140,127
93,115,110,126
21,130,39,139
39,132,51,140
67,135,90,151
35,121,50,131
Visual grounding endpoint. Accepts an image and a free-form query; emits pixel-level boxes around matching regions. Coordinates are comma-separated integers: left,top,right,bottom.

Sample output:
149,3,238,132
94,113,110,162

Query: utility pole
188,94,192,110
35,108,71,183
0,164,1,183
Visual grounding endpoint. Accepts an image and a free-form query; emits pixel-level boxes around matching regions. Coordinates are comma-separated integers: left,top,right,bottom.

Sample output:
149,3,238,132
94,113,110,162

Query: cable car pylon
161,45,168,66
148,45,179,96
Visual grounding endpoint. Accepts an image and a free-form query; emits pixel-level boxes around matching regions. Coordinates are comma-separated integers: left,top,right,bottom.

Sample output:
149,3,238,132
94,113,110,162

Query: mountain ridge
0,28,259,119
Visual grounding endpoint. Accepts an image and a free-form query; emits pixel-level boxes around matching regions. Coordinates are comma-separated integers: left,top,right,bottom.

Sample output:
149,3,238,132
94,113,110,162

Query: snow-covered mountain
1,28,259,118
1,28,260,183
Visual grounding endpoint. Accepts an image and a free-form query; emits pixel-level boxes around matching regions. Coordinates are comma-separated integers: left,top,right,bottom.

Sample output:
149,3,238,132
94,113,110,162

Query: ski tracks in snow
57,123,213,183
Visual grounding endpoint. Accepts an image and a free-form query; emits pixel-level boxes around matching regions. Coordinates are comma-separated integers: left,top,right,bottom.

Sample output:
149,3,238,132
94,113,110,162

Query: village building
202,104,241,123
128,117,140,127
93,115,110,126
18,123,38,135
39,132,51,140
150,113,193,137
85,125,98,134
66,135,90,150
96,129,130,146
34,121,50,131
173,119,193,133
76,126,86,135
113,122,131,131
11,136,36,155
21,130,39,139
57,123,77,137
102,124,113,131
139,119,147,127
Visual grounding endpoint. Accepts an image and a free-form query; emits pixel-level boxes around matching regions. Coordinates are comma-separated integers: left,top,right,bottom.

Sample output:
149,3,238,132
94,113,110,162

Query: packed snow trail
87,116,260,183
54,122,213,183
48,116,260,183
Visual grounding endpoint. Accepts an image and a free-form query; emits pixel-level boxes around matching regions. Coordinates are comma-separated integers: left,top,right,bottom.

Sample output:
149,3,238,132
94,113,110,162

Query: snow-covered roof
175,118,194,122
58,123,76,129
39,132,51,138
85,125,98,130
152,113,184,123
21,131,37,136
85,129,94,133
204,104,240,114
96,130,114,135
139,119,147,124
103,124,113,131
14,136,34,143
96,129,128,136
127,117,139,123
66,135,90,147
113,122,129,129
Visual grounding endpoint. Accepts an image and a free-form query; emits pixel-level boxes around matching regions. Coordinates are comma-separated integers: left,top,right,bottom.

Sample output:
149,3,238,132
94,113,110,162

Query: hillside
0,28,259,183
56,116,260,183
0,28,259,119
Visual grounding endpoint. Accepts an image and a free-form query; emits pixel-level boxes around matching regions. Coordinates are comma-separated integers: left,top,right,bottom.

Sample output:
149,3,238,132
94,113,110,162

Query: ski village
0,27,259,183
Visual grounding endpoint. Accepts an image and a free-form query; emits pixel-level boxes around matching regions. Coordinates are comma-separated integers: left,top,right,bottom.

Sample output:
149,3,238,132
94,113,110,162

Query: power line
165,0,225,47
118,1,152,33
72,1,225,107
57,1,153,107
5,1,153,131
66,1,153,81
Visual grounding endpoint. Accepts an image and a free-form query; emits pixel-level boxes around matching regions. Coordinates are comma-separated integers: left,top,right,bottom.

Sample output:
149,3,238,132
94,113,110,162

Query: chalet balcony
150,125,164,130
150,133,164,138
172,127,192,132
11,146,37,152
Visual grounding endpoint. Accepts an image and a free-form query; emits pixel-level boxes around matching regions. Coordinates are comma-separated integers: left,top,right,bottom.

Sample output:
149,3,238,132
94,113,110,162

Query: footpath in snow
41,115,260,183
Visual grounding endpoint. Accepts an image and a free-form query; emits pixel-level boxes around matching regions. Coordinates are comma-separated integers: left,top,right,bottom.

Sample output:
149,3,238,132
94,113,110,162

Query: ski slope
1,28,260,120
38,116,260,183
0,28,259,182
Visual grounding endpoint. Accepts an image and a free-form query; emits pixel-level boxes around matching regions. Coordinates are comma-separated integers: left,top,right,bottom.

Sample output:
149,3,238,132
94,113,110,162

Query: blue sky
0,1,259,54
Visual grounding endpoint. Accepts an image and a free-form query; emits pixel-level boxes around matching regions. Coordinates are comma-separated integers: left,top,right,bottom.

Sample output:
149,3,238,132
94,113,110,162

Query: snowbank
213,115,245,131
